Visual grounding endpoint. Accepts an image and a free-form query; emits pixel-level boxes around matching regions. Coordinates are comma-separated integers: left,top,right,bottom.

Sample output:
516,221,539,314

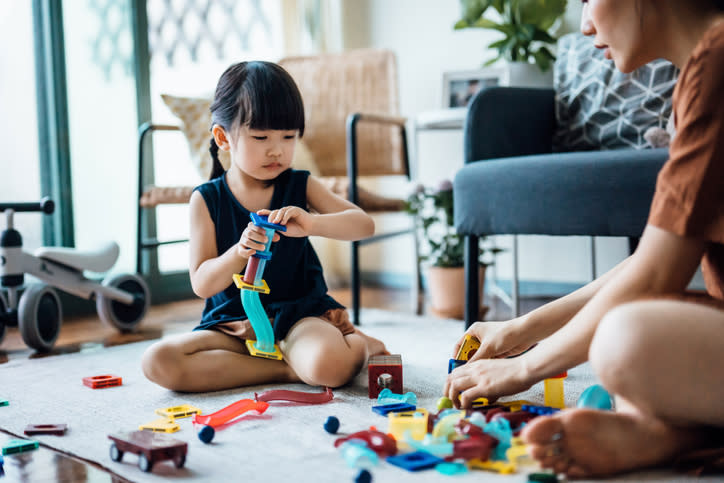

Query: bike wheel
18,284,62,352
96,274,150,332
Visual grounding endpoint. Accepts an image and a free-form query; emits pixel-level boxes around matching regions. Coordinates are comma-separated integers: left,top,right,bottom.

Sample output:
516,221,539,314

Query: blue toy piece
241,289,276,353
521,404,559,416
386,451,444,472
577,384,614,410
323,416,340,434
404,433,453,458
249,212,287,232
197,424,215,444
371,402,416,416
448,358,466,374
355,469,372,483
377,388,417,406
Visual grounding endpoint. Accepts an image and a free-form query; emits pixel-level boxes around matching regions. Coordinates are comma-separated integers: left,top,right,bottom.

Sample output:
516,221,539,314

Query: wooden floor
0,286,547,482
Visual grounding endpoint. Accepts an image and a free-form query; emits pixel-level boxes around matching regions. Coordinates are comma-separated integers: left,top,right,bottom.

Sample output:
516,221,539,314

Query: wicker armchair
138,49,421,324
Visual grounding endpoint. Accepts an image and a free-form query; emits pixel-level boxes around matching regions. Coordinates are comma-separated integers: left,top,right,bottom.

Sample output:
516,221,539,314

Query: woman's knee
589,302,656,393
141,340,186,389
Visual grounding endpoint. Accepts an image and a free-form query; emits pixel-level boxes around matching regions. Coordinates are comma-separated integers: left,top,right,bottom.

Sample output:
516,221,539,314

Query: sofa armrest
464,86,555,163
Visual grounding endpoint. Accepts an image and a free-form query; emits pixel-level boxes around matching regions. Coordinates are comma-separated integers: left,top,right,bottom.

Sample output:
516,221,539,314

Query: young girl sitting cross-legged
142,61,388,393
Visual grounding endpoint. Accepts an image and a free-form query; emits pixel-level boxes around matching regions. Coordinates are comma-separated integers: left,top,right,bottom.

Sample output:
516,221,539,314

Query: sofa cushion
553,33,678,151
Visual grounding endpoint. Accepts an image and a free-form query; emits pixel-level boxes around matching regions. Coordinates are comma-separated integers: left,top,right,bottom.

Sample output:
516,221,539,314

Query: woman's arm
188,191,250,299
305,175,375,240
522,224,706,379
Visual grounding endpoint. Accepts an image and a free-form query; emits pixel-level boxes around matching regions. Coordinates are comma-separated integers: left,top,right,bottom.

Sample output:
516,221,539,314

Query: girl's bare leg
142,330,300,392
280,318,387,387
523,300,724,477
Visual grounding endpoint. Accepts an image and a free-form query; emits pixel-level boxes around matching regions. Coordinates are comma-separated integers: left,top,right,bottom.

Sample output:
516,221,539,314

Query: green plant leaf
518,0,567,30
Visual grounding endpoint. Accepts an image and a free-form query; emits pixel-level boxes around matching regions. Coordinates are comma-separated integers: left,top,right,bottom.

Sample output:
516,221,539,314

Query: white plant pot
505,61,554,88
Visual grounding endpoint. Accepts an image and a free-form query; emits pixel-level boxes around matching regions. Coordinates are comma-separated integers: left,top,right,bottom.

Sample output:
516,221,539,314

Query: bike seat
34,241,120,273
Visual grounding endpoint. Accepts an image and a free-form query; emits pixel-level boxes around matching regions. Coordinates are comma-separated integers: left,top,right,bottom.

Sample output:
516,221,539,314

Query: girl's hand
237,222,280,259
257,207,313,238
453,320,536,363
443,357,535,409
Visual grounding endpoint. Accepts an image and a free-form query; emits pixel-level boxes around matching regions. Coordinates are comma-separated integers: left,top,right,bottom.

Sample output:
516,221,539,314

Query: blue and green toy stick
232,212,286,360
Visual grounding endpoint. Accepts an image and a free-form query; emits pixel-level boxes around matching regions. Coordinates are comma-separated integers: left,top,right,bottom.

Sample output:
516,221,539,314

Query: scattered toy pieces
82,375,122,389
154,405,201,419
138,417,180,433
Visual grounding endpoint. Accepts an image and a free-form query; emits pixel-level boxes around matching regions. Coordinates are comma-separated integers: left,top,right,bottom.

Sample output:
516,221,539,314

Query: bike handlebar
0,197,55,214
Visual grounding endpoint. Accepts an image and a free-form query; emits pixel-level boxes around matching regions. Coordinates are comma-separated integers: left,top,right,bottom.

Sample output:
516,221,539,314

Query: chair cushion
553,33,678,151
454,149,669,237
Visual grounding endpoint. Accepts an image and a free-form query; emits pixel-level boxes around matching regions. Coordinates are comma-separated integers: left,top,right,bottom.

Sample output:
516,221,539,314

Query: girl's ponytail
208,137,225,180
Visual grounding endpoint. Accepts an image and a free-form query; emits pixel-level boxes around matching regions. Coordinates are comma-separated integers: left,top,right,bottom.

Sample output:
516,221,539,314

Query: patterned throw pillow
161,94,319,180
552,33,679,151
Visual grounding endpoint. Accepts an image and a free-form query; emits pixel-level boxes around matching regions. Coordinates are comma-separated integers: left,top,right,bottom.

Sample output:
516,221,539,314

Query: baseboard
360,271,584,297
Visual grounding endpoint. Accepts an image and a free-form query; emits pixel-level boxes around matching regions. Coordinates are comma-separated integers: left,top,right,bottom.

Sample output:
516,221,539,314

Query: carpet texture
0,309,714,482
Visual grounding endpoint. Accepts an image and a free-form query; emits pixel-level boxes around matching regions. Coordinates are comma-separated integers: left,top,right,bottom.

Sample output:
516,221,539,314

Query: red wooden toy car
108,431,187,472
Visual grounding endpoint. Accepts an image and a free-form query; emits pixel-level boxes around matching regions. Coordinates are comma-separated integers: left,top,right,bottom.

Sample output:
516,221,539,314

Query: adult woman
444,0,724,476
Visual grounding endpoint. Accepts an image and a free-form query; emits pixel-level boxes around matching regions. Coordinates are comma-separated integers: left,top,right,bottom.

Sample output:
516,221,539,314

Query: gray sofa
453,86,669,328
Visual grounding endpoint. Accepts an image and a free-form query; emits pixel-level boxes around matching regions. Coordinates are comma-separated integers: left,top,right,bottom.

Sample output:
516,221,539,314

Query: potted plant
405,180,497,319
454,0,567,82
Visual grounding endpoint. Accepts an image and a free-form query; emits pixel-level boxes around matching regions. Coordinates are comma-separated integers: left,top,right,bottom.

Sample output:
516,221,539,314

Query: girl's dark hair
208,61,305,180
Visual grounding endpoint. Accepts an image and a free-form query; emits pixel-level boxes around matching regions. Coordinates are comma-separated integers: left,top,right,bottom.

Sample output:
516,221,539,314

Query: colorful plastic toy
455,334,481,361
193,398,269,427
338,440,379,468
323,416,340,434
138,417,180,433
448,358,466,374
0,399,8,407
255,387,333,404
388,409,429,441
498,399,536,412
372,402,416,416
432,411,465,440
355,468,372,483
368,354,403,398
436,396,453,410
2,439,39,455
0,199,150,351
520,404,559,416
467,458,516,474
577,384,614,410
404,434,453,458
24,423,67,436
544,371,567,409
377,388,416,406
334,429,397,457
451,434,498,461
436,462,468,475
155,404,201,419
108,431,187,472
527,472,558,482
83,375,122,389
386,451,444,472
234,213,286,361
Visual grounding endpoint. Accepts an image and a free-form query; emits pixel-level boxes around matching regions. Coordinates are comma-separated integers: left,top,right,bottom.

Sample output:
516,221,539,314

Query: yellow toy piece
470,397,489,408
499,400,537,412
388,409,429,441
155,404,201,419
245,339,283,360
232,273,270,294
138,417,180,433
455,334,481,361
432,411,465,441
467,458,516,474
506,439,533,465
544,376,566,409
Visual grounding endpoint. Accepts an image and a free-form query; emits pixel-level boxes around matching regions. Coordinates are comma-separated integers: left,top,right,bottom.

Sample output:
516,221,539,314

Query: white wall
330,0,633,290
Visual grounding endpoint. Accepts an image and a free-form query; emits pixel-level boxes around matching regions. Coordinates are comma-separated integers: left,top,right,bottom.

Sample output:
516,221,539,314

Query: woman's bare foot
356,329,389,357
521,408,706,478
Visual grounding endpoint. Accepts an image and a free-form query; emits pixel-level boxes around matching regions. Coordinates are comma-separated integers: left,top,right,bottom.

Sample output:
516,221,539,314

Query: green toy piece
2,439,39,455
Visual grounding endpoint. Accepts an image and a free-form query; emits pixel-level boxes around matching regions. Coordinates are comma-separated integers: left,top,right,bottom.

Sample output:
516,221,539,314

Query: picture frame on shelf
442,67,508,108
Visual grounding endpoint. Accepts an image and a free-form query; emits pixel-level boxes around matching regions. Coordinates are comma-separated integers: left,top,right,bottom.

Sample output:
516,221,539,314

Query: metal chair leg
351,239,360,325
512,235,520,318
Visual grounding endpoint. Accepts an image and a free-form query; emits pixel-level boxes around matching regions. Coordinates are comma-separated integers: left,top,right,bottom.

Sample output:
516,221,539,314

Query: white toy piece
0,198,150,351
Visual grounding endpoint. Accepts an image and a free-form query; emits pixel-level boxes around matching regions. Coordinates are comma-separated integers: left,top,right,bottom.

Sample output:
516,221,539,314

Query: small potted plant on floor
406,180,498,319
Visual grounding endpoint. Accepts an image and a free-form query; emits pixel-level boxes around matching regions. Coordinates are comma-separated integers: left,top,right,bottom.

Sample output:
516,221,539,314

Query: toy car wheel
174,454,186,468
96,274,150,332
109,443,123,462
138,453,152,472
18,284,62,352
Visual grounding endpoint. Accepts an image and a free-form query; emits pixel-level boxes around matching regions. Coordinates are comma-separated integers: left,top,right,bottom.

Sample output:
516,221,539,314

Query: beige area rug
0,309,715,482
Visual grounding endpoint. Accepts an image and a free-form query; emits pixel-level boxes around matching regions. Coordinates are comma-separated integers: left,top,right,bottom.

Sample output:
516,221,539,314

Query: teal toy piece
242,290,275,353
577,384,614,410
377,388,417,406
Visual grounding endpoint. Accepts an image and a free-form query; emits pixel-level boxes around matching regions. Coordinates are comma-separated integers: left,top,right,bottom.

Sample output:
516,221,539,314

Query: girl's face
581,0,658,73
226,125,298,181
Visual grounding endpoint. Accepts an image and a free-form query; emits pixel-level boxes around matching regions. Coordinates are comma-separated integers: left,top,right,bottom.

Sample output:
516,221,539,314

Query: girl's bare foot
356,329,389,357
521,408,707,478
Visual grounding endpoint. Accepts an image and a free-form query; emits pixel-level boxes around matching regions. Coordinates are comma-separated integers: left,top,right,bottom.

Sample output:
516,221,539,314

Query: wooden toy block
138,417,180,433
24,424,68,436
368,354,402,398
108,431,187,472
2,439,39,455
83,375,122,389
155,405,201,419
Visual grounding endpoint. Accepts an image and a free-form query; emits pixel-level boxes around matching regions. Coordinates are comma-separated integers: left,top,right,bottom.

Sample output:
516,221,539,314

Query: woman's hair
208,61,305,180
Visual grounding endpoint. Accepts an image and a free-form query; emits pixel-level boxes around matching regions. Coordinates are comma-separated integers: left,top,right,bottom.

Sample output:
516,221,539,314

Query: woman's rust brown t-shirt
648,20,724,300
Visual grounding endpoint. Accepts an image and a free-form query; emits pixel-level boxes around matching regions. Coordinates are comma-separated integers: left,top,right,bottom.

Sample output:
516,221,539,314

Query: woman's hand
443,356,535,409
453,320,536,363
237,222,280,259
258,207,314,238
